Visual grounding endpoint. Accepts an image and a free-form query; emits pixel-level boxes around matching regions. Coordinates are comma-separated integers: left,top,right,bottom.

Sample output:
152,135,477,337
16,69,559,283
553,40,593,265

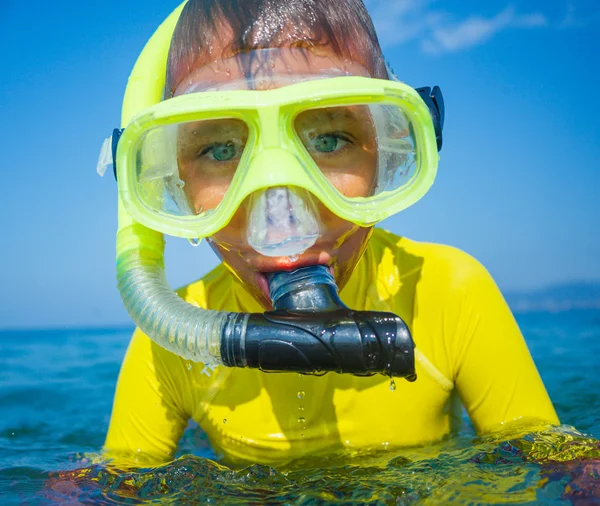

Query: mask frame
112,76,441,239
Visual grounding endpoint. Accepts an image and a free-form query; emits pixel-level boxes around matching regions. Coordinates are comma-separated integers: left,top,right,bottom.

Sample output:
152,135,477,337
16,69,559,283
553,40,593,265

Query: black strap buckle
416,86,445,151
111,128,124,181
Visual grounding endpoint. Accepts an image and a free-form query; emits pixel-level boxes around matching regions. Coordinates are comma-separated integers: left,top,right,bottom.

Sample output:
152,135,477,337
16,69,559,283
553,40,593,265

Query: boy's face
174,47,377,308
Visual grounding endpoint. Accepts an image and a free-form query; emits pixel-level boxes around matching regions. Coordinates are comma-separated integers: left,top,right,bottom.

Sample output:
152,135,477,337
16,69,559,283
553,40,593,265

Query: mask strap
415,86,445,151
386,60,445,152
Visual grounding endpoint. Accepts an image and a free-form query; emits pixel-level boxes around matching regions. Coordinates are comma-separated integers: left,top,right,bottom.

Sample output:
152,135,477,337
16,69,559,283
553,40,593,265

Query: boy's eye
311,134,349,153
199,142,239,162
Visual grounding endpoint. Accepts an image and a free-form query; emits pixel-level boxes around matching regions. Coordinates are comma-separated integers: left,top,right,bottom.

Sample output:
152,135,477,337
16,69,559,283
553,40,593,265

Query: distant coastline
504,281,600,313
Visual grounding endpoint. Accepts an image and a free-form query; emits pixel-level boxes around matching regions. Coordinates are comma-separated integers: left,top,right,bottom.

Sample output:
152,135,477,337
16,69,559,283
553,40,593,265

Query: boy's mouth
255,259,335,301
256,273,271,301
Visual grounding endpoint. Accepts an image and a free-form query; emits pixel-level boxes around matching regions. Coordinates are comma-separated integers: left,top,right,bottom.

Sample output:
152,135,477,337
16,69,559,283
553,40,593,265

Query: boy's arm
104,328,192,466
443,254,559,435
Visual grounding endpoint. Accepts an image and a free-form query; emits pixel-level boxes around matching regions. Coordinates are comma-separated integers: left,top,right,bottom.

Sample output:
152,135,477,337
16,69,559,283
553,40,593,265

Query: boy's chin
217,261,271,309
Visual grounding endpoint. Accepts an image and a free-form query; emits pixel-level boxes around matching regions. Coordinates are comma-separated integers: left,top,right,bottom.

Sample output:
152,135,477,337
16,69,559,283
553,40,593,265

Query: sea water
0,309,599,504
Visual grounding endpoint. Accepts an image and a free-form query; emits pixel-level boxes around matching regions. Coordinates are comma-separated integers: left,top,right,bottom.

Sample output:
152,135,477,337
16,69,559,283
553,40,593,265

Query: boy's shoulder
370,228,490,286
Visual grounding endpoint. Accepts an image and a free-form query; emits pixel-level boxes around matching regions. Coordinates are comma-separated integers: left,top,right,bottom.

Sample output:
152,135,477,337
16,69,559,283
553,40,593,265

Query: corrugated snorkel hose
116,1,237,364
116,222,241,363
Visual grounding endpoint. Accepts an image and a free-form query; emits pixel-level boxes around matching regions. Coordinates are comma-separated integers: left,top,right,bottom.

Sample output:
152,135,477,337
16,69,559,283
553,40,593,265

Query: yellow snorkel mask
97,2,444,380
114,73,439,241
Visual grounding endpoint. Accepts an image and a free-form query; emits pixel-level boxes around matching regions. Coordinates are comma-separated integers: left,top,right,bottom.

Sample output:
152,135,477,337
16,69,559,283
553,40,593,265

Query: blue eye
198,141,239,162
312,134,349,153
211,142,237,161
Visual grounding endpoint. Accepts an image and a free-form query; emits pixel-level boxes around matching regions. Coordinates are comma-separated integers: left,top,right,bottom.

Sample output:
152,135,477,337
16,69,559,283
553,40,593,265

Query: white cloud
423,6,547,53
365,1,548,54
365,0,432,46
559,1,600,29
513,12,547,28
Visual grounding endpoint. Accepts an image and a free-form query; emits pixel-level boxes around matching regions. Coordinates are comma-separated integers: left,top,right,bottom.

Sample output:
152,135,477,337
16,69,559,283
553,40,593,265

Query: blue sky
0,0,598,328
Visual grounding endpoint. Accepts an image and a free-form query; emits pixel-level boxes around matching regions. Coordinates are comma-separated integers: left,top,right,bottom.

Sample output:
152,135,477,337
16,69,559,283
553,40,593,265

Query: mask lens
135,118,249,217
294,102,418,198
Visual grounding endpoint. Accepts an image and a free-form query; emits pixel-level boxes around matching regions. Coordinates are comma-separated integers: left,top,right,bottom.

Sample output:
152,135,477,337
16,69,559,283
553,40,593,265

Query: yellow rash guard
104,228,559,467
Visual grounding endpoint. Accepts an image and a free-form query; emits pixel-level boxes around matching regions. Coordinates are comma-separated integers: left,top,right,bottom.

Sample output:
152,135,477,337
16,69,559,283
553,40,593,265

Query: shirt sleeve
442,252,560,435
103,329,192,466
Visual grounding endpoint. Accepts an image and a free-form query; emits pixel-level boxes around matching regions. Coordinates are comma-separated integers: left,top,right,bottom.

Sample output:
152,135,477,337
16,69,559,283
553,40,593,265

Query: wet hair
166,0,387,96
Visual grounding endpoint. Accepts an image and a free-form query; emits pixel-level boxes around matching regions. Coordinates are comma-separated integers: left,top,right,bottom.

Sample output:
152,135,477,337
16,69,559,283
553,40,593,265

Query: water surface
1,310,599,504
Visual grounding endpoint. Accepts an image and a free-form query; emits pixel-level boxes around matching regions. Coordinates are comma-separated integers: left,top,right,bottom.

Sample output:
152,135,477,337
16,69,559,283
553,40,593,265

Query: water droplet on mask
223,419,228,424
301,433,305,438
297,391,305,399
297,417,306,424
188,238,201,247
298,406,305,411
389,379,396,391
186,362,192,371
288,254,299,262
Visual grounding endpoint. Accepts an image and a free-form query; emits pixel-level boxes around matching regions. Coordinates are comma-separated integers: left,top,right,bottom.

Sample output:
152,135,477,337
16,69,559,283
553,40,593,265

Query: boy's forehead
173,47,372,96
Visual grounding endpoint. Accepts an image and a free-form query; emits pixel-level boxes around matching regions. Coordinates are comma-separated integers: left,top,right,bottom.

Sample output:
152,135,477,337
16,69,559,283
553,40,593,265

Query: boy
104,0,558,468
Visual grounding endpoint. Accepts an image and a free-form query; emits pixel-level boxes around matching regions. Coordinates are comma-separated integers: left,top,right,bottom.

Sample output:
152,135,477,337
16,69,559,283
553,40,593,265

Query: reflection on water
0,310,599,504
39,425,600,504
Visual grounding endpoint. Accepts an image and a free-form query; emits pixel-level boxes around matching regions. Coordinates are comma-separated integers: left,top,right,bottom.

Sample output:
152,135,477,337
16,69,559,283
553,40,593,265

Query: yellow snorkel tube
116,3,227,364
111,2,446,379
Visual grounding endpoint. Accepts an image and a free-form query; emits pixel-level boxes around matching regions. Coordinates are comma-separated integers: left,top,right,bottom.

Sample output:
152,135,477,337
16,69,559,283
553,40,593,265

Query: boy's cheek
329,225,373,291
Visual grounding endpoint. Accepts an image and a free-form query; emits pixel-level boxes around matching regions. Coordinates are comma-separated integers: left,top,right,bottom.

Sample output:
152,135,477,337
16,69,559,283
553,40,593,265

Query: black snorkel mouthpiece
220,265,416,381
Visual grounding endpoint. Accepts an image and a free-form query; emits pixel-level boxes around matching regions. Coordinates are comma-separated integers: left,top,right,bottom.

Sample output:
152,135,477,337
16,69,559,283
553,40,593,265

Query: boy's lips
249,252,332,272
256,273,271,302
250,253,335,301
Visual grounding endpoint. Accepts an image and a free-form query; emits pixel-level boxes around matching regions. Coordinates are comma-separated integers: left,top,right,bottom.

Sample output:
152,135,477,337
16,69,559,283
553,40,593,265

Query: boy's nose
247,186,320,257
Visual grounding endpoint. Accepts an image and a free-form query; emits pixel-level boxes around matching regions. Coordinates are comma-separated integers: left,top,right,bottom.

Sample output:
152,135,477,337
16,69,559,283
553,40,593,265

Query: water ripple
1,314,599,503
